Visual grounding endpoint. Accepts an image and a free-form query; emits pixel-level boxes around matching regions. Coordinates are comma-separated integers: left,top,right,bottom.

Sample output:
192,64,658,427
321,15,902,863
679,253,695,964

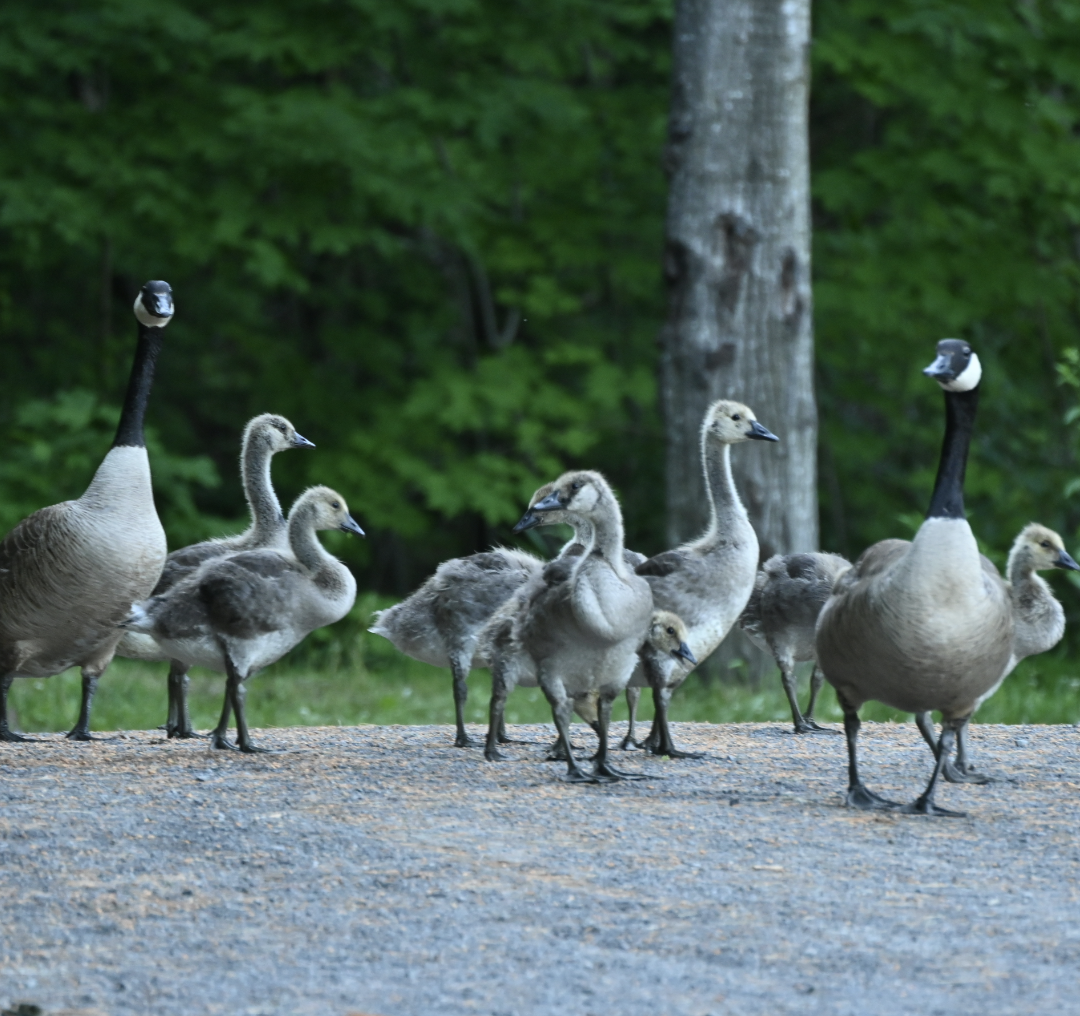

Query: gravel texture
1,720,1079,1016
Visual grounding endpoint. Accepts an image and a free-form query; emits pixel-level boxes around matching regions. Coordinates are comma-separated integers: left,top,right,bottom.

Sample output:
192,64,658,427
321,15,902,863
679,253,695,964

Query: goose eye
666,626,675,635
732,414,741,421
1040,540,1051,549
332,501,341,509
571,482,582,491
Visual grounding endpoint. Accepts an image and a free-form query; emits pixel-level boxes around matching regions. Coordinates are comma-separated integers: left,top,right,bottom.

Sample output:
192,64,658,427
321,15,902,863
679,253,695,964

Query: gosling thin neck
242,437,285,540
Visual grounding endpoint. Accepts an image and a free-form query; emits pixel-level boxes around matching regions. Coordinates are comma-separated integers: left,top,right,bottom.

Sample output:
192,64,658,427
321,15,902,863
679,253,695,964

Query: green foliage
0,388,222,545
813,0,1080,579
0,0,672,584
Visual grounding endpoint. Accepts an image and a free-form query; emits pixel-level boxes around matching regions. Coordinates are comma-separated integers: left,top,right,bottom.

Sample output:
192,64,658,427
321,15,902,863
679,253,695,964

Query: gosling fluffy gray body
0,281,173,743
123,486,361,752
369,547,541,747
623,400,779,757
514,471,653,782
739,552,851,733
117,414,314,737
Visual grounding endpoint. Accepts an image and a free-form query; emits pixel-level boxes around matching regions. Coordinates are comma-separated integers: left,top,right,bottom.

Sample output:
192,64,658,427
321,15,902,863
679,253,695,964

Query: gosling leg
592,694,646,780
801,664,835,732
900,718,966,817
165,660,201,738
618,687,642,750
646,686,702,759
66,663,111,741
540,678,598,784
449,654,476,748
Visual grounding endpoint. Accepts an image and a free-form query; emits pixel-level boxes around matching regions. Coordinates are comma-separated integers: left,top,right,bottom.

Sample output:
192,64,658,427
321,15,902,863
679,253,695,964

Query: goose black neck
112,323,164,448
927,386,979,520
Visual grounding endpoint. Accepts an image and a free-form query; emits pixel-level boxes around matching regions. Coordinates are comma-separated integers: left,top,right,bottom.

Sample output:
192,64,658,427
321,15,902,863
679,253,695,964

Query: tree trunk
660,0,817,677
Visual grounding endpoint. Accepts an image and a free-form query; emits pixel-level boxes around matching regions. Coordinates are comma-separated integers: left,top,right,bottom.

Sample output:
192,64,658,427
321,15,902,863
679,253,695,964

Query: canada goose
816,339,1014,816
369,545,542,748
121,486,363,752
478,484,647,761
915,523,1079,783
0,281,173,743
514,470,653,782
622,400,778,757
738,552,852,733
117,413,315,737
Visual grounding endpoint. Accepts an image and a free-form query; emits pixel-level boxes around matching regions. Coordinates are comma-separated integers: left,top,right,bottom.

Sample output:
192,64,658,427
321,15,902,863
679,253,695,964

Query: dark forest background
4,0,1080,629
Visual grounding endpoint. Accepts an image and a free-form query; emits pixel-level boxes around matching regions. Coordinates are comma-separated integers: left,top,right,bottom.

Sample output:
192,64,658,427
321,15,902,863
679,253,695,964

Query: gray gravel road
2,721,1079,1016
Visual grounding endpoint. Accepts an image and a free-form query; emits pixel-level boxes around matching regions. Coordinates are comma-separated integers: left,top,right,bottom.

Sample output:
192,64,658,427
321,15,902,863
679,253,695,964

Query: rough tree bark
660,0,817,674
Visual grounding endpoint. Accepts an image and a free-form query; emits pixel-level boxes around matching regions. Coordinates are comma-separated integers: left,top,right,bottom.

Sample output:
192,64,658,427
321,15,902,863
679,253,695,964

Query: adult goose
117,413,315,737
915,523,1078,783
623,400,778,757
738,552,851,733
121,486,363,752
514,470,653,783
369,545,542,748
0,281,173,743
815,339,1013,816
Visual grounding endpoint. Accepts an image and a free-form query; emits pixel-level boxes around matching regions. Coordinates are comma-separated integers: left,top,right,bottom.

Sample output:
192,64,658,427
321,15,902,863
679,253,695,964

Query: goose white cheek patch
939,352,982,392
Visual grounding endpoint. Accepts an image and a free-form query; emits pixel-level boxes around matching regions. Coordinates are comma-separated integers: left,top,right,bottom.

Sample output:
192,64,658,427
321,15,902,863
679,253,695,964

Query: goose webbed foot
562,767,603,784
645,731,703,759
0,729,40,743
618,732,642,751
898,794,966,818
497,734,534,745
845,783,899,810
484,745,510,762
238,743,274,754
453,733,479,748
794,718,838,735
166,725,205,739
942,760,994,785
65,728,112,742
591,758,649,781
209,731,240,751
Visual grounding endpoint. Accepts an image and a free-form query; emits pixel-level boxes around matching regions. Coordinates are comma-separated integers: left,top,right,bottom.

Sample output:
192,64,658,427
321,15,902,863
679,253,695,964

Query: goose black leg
1,672,38,743
209,674,237,751
540,679,599,783
797,664,835,733
165,660,201,738
916,711,991,785
592,695,646,780
619,687,642,750
840,693,898,810
645,686,703,759
228,664,269,754
449,655,476,748
484,667,511,761
66,664,111,741
900,718,966,817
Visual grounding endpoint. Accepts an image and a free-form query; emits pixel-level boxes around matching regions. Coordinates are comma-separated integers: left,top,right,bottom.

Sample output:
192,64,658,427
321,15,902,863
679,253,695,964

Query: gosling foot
484,746,510,762
453,733,479,748
618,733,642,751
209,731,240,751
562,766,602,785
794,719,838,735
942,761,994,785
845,783,899,811
592,759,648,781
65,728,112,742
898,795,965,818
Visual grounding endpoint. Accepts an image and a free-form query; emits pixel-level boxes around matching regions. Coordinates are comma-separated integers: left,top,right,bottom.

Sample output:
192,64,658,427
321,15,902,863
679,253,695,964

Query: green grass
8,593,1080,734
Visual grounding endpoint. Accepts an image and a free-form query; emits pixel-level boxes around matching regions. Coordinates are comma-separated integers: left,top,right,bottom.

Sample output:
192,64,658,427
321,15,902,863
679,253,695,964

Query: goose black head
703,400,779,445
133,280,174,328
924,339,981,392
247,413,316,453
